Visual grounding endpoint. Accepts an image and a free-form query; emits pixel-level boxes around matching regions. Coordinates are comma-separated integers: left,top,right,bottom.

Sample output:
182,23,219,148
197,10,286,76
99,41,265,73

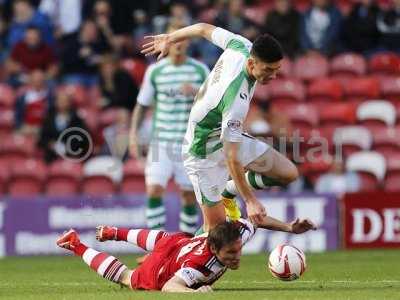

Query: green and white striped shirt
137,57,209,145
183,27,256,159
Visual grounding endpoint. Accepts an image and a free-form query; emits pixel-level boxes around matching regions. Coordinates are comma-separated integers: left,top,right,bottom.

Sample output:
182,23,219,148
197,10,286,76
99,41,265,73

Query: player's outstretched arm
162,276,213,293
257,216,317,234
224,141,267,225
141,23,216,60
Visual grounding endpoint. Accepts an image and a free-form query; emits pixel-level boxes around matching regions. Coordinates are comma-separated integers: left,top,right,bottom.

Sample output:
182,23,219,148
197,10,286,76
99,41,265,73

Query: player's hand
290,218,317,234
195,285,213,293
246,199,267,225
141,34,171,60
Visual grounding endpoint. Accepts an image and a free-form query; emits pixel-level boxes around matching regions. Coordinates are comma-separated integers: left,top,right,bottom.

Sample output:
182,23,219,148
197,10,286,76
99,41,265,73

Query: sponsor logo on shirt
227,120,242,130
240,92,248,101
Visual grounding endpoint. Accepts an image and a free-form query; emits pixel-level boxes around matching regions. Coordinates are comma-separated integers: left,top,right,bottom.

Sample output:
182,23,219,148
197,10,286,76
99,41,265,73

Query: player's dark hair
207,222,241,252
250,33,283,63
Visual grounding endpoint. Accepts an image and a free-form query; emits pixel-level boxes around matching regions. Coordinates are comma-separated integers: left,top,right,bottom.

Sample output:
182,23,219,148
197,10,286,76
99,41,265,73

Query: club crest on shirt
227,119,241,130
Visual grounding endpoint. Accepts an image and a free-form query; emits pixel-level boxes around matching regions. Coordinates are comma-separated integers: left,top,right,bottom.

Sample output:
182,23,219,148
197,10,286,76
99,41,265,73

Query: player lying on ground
56,217,315,293
142,23,299,232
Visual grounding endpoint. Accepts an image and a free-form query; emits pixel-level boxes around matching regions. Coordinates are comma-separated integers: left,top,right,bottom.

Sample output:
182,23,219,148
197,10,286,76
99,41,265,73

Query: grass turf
1,250,399,300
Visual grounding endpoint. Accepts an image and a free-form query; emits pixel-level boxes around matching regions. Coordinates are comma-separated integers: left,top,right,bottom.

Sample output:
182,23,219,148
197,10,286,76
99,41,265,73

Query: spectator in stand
6,26,58,86
315,160,360,194
101,108,130,161
39,0,82,40
300,0,342,56
132,9,152,47
377,0,400,52
342,0,381,55
38,89,88,163
7,0,54,48
215,0,259,40
61,20,111,87
15,69,51,136
0,7,8,62
264,0,301,58
98,55,138,110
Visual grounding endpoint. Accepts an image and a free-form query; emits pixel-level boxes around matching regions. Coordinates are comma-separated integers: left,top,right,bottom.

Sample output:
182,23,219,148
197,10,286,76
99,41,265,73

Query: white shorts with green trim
183,134,270,206
145,143,193,191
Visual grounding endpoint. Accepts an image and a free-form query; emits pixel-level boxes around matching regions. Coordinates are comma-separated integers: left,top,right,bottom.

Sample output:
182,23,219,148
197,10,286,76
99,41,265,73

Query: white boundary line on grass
219,280,400,284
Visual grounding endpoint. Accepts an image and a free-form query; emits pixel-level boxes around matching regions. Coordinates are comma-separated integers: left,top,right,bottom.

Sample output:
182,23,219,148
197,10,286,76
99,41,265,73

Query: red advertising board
343,192,400,248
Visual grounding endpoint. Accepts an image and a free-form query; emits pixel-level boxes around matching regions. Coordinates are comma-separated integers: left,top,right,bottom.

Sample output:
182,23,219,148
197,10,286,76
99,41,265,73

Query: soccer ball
268,244,306,281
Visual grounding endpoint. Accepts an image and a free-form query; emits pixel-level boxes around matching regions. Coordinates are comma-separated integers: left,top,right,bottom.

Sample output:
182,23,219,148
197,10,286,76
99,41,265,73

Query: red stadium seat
333,126,372,158
346,151,386,191
120,159,146,193
342,77,381,104
278,57,293,79
268,78,305,107
380,76,400,104
46,160,83,195
357,100,396,131
8,159,47,196
371,127,400,158
369,52,400,76
384,153,400,191
307,78,343,105
300,154,333,185
0,109,14,135
81,175,116,195
319,103,356,127
285,104,318,136
121,58,147,86
293,54,329,82
0,159,10,194
0,83,16,108
0,134,36,166
331,53,367,78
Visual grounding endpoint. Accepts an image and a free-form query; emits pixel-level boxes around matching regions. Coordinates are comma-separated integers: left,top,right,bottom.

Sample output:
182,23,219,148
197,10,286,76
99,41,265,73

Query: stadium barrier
342,192,400,249
0,192,338,257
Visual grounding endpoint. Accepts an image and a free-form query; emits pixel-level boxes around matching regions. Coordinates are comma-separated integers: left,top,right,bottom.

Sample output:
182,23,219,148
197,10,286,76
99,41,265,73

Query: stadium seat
0,83,16,108
346,151,386,191
120,159,146,193
0,159,10,194
372,127,400,158
356,100,396,130
8,159,47,196
369,52,400,76
121,58,147,86
81,175,116,195
268,78,305,107
307,78,343,106
342,77,381,104
0,109,14,135
333,126,372,158
380,76,400,104
300,154,333,185
384,153,400,191
0,134,36,166
319,103,356,127
46,160,83,195
293,54,329,82
330,53,367,78
83,156,123,184
285,104,319,136
278,57,292,79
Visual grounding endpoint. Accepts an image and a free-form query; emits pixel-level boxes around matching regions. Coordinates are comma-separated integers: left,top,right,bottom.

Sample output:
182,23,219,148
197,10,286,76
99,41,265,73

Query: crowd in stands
0,0,399,196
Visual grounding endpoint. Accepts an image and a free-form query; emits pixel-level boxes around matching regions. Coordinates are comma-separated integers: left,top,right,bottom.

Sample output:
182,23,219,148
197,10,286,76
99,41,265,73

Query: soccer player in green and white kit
130,23,209,233
142,23,299,232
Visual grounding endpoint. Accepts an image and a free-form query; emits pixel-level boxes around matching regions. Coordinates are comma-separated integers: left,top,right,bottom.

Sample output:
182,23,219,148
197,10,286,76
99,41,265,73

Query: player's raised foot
222,196,241,221
96,225,117,242
56,229,80,251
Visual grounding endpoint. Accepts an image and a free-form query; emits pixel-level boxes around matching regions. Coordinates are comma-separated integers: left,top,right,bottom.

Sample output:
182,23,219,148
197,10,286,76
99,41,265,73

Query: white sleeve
211,27,253,51
137,65,155,107
238,218,257,245
175,267,206,288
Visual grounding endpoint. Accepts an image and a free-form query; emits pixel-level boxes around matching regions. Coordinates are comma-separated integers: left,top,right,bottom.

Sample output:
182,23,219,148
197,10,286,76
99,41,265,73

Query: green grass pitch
1,250,399,300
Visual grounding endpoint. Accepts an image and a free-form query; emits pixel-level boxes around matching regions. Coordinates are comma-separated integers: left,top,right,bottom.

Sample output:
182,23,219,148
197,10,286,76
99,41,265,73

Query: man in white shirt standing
142,23,299,232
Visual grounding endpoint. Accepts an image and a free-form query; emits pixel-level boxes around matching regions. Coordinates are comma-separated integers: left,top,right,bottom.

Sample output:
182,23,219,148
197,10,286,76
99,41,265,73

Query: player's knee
147,184,164,197
281,163,299,184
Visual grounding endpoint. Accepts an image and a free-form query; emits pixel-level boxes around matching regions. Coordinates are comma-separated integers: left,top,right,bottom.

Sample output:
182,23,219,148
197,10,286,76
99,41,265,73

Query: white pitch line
219,280,400,284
